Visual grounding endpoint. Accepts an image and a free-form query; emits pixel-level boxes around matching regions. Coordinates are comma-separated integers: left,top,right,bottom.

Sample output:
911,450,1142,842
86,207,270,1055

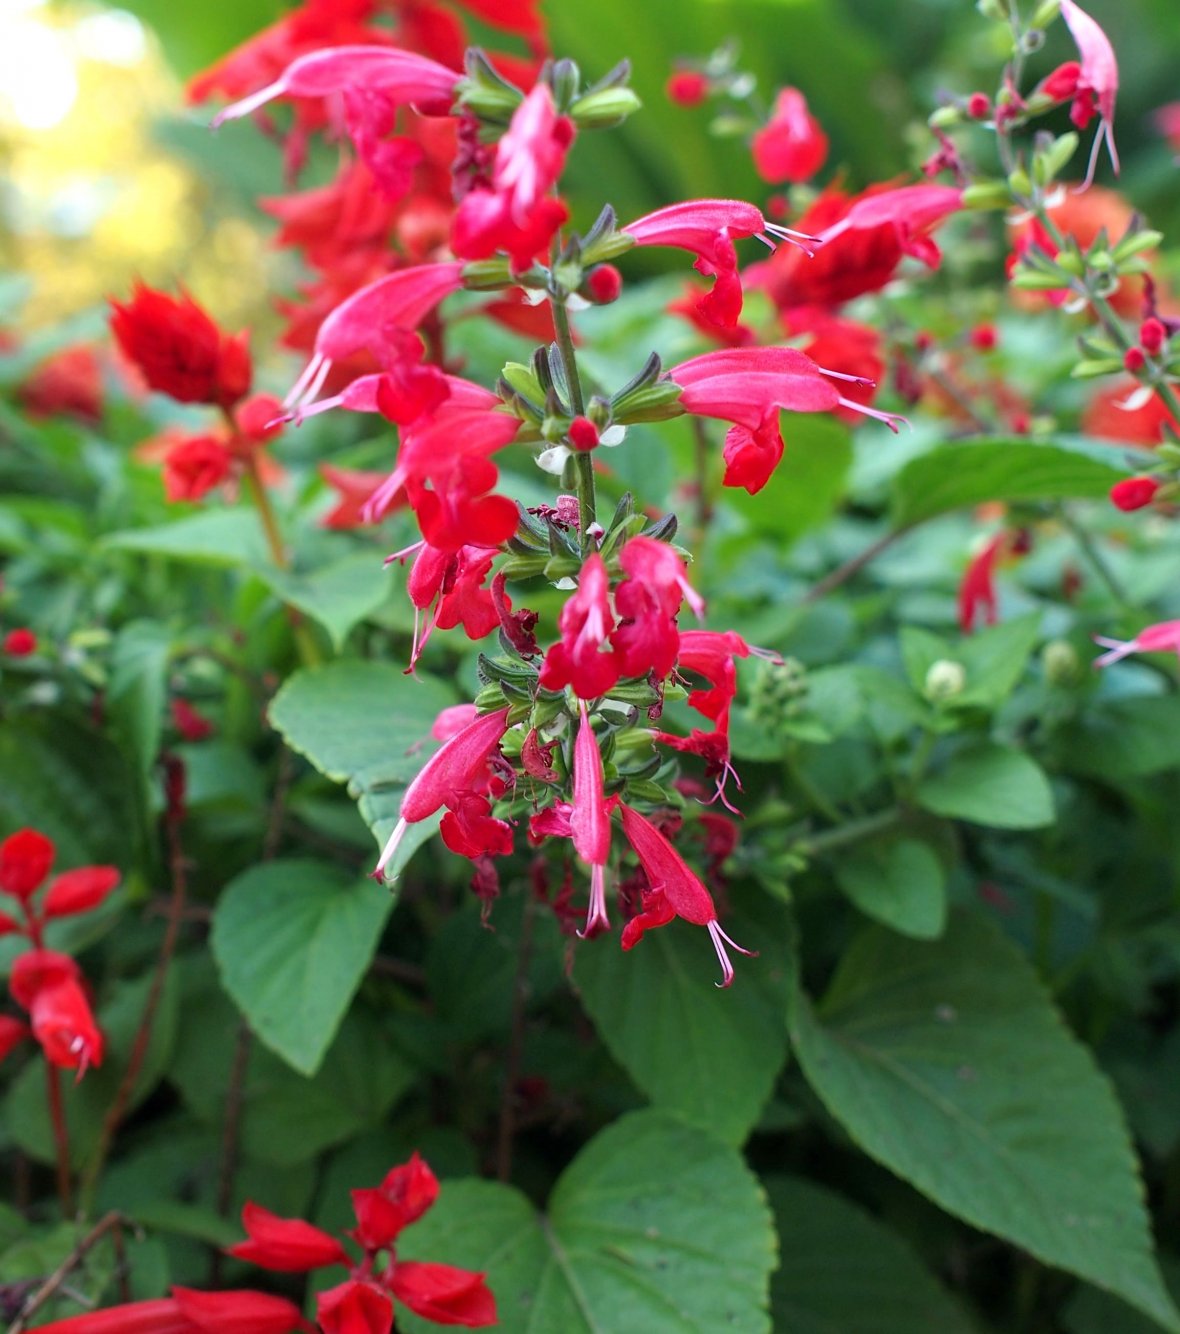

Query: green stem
799,806,903,857
1056,502,1131,609
550,299,596,551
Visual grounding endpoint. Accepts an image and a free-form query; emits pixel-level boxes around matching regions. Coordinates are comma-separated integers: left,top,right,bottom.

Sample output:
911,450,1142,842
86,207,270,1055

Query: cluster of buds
0,829,118,1076
109,283,284,502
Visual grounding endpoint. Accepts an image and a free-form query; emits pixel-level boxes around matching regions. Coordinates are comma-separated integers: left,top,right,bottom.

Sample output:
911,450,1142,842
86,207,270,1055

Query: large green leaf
573,898,791,1144
789,912,1180,1332
102,509,269,567
1058,695,1180,781
211,860,393,1076
767,1176,975,1333
396,1109,776,1333
890,437,1133,529
258,553,392,652
268,661,455,876
916,741,1055,829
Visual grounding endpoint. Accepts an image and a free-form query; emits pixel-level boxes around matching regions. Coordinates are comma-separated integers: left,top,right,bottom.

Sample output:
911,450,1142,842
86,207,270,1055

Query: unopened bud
1124,347,1146,374
1110,476,1161,511
569,85,643,129
966,92,991,119
976,0,1010,18
962,180,1011,210
1031,0,1062,27
929,105,963,129
568,416,599,451
666,70,710,106
586,264,623,304
924,659,967,702
1041,639,1080,686
1007,167,1032,196
1140,318,1167,355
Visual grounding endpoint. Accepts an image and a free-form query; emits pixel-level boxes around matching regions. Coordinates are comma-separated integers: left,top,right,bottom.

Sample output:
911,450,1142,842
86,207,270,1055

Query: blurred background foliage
2,0,1178,342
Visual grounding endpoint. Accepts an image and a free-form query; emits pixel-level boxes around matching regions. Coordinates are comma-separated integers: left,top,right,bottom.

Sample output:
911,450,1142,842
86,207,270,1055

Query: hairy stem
551,300,596,551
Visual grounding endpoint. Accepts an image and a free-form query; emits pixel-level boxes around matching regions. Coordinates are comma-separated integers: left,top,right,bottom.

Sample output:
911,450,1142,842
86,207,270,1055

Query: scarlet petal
389,1261,497,1327
228,1201,351,1272
42,866,121,919
29,977,105,1072
31,1297,193,1333
9,949,80,1008
316,1279,394,1334
0,828,55,900
172,1286,311,1334
0,1015,30,1063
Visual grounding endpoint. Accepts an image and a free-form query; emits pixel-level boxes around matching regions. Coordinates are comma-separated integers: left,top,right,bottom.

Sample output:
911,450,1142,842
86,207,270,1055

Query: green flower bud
924,659,967,702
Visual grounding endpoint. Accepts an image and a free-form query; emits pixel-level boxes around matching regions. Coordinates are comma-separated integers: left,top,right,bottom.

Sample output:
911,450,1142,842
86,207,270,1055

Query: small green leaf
259,553,392,651
833,838,947,939
916,742,1055,829
790,911,1180,1333
767,1176,975,1333
890,436,1132,529
396,1109,776,1334
211,860,393,1076
574,898,791,1144
108,620,170,778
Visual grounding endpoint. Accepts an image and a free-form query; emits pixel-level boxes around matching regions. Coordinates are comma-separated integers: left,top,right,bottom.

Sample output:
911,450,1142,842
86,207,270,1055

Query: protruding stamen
373,817,409,882
578,864,611,939
707,919,758,989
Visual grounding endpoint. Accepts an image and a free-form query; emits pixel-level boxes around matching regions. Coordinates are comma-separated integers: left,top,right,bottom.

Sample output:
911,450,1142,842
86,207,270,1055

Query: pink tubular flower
669,346,904,493
610,535,702,679
538,553,621,698
283,262,465,412
572,703,613,938
1060,0,1119,186
451,84,574,272
619,804,755,987
813,183,963,269
373,707,511,880
209,45,460,127
751,88,829,185
1094,619,1180,668
958,534,1005,633
317,1280,393,1334
623,199,816,331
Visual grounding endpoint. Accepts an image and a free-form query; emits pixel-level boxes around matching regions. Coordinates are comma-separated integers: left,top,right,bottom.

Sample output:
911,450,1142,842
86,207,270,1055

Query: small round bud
666,70,709,107
966,92,991,119
586,264,622,305
1139,317,1167,356
1110,476,1161,511
1041,639,1080,686
924,659,967,702
969,323,998,351
915,330,935,354
1123,346,1146,374
568,416,600,451
2,628,37,657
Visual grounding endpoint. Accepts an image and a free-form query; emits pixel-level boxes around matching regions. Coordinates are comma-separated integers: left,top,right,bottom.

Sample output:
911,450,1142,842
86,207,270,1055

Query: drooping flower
9,950,104,1074
623,199,815,331
618,804,754,987
1055,0,1119,187
1094,619,1180,668
751,88,828,185
110,284,251,408
374,707,512,879
958,531,1031,633
571,703,613,937
610,535,702,679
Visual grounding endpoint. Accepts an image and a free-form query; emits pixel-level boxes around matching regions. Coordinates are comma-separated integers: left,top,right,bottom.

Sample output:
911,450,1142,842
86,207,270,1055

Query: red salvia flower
35,1286,311,1333
18,345,104,424
387,1261,498,1327
161,435,235,503
10,950,104,1074
751,87,828,185
1094,619,1180,668
812,183,962,269
619,804,754,987
537,553,621,699
110,284,252,408
0,828,56,900
229,1202,351,1271
571,702,613,937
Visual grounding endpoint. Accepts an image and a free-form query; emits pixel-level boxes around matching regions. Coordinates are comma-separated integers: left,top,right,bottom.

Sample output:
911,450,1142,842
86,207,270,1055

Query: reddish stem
46,1063,72,1216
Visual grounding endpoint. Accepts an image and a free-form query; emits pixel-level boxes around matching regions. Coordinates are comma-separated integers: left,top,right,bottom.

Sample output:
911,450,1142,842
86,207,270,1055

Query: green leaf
833,838,947,939
108,620,170,778
258,553,392,652
955,612,1043,709
170,959,414,1167
397,1109,776,1334
890,437,1132,529
789,911,1180,1333
102,509,269,567
766,1176,975,1333
1058,695,1180,780
573,898,791,1144
916,741,1055,829
268,661,455,874
736,416,854,545
211,860,393,1076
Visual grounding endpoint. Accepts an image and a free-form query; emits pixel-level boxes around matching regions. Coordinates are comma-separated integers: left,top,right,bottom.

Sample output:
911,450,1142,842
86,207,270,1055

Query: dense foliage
2,1,1180,1331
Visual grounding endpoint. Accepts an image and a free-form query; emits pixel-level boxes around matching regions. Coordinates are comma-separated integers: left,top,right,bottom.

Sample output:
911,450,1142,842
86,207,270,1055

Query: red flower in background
3,627,37,657
751,87,828,184
110,284,252,408
36,1286,311,1333
18,346,104,424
